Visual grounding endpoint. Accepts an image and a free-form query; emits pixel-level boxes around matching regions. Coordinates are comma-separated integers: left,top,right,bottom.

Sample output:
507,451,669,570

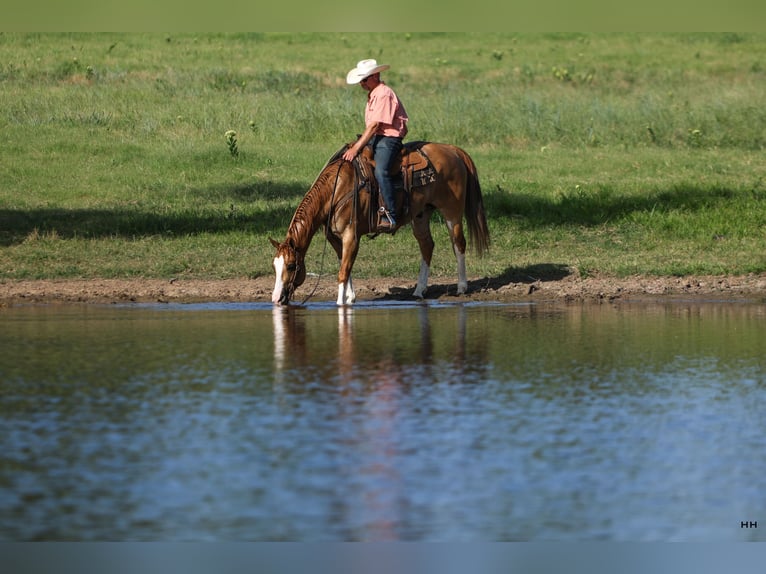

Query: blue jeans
371,135,402,217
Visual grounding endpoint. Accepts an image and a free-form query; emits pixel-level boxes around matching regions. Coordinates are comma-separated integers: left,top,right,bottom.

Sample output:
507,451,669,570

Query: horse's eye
286,263,297,272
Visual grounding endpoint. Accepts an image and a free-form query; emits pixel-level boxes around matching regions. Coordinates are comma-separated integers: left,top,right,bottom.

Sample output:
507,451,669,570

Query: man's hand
342,146,358,162
342,122,379,162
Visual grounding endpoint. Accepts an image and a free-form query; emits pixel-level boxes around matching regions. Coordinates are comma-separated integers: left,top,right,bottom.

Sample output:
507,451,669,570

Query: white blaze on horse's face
272,254,286,305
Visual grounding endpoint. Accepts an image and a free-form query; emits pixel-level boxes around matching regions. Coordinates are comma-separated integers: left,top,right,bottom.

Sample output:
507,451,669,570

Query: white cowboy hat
346,59,390,84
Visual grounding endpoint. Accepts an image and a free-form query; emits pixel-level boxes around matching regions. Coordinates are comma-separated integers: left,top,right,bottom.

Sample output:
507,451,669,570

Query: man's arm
342,121,380,162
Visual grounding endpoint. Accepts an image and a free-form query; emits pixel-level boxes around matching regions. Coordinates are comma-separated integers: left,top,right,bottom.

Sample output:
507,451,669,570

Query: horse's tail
454,146,490,257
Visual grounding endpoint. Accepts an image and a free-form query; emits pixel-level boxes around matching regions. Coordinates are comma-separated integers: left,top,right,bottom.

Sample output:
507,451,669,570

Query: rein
298,158,347,305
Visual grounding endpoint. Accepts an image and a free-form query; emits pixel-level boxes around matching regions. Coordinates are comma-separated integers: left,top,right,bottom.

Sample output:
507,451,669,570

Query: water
1,300,765,541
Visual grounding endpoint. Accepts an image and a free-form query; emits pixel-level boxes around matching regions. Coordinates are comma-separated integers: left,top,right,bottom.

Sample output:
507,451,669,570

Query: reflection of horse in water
272,304,489,389
270,142,490,306
270,305,486,539
271,307,307,374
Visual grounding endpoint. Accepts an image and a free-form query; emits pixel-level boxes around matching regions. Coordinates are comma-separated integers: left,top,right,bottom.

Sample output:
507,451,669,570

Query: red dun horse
270,142,490,305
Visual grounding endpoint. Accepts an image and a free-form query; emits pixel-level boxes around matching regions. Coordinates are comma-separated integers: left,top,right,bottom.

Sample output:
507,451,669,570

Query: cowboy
342,59,409,232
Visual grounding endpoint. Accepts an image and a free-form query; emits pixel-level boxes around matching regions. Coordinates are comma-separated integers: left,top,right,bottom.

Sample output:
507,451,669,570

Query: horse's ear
269,237,281,249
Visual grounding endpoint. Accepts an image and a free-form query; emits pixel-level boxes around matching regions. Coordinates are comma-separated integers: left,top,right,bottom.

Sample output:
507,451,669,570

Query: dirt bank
1,272,764,306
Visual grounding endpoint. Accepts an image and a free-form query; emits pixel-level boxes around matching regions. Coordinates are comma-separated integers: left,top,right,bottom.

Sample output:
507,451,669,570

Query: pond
1,299,764,541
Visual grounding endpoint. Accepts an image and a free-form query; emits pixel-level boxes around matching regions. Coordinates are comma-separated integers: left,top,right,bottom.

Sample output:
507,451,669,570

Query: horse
270,141,490,306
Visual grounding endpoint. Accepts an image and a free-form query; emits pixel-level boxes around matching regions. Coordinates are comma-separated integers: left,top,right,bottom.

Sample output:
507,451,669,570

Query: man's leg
373,137,402,227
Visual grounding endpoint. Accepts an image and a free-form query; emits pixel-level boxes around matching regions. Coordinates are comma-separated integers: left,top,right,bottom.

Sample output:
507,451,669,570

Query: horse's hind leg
445,216,468,295
411,207,435,298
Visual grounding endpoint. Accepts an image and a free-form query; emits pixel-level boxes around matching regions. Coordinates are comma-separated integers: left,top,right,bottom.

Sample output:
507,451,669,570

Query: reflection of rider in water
342,59,409,233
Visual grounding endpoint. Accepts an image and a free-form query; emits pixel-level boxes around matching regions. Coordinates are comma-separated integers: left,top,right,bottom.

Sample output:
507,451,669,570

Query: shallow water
1,300,764,540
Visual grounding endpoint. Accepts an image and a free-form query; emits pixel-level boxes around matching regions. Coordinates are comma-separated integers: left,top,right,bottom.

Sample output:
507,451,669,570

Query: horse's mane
287,158,346,247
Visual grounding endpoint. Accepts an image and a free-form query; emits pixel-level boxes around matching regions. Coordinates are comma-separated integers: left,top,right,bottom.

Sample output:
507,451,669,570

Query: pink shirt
365,82,409,138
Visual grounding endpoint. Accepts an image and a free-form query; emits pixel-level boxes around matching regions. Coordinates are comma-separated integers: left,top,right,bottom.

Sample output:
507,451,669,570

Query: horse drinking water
270,141,490,306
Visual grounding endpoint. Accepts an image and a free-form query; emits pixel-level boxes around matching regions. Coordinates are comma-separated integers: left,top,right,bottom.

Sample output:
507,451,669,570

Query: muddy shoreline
1,273,764,306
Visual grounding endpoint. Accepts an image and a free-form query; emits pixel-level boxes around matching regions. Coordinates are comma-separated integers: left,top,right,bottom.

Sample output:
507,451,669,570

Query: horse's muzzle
274,286,293,306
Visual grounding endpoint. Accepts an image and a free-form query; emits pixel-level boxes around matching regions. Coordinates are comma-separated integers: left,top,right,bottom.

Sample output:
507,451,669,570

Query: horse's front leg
336,229,360,305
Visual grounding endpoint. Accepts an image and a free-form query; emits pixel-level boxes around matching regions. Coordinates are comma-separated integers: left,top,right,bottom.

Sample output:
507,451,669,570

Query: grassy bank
1,33,765,283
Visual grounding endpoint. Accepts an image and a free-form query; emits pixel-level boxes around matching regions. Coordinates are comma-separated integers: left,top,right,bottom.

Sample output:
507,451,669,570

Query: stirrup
376,207,396,233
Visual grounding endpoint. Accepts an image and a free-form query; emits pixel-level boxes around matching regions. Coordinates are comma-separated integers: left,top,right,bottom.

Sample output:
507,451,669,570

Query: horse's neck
286,178,334,252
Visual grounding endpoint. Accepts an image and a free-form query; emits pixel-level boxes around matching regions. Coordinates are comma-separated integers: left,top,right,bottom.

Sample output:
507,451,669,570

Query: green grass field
1,33,765,283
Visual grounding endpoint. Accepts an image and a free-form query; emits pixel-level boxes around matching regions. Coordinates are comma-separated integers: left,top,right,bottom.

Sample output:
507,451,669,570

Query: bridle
278,247,302,304
275,146,359,306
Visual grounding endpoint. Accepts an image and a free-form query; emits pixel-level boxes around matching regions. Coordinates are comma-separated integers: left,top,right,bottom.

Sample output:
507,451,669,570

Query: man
342,59,409,232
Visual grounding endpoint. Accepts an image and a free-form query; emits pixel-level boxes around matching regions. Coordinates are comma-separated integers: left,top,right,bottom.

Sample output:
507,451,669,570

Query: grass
1,32,765,284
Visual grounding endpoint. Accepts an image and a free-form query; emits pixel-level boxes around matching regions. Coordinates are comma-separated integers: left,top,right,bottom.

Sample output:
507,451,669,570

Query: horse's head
270,237,306,305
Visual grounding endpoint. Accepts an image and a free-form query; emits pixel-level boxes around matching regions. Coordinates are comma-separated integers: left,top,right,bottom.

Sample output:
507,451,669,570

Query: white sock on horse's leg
346,276,356,304
413,260,430,298
336,277,356,305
